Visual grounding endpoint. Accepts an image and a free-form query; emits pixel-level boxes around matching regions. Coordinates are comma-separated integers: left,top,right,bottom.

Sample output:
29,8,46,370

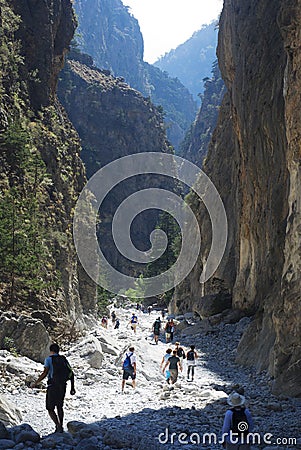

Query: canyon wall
174,0,301,396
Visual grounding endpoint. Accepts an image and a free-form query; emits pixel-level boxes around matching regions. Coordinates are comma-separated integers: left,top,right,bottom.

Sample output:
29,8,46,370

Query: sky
122,0,223,63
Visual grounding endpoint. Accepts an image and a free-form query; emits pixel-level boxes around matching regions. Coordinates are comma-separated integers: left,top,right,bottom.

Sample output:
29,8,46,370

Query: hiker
160,348,172,383
101,316,108,329
174,341,185,359
161,309,165,319
31,343,75,433
162,349,182,384
121,346,136,392
164,320,172,343
169,318,175,342
174,342,186,366
114,318,120,329
152,317,161,344
221,392,254,449
148,306,152,315
111,311,116,324
186,345,198,381
129,313,138,333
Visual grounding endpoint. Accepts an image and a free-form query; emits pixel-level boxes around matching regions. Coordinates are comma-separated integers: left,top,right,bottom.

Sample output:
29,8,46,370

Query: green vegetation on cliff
155,22,219,104
0,0,95,319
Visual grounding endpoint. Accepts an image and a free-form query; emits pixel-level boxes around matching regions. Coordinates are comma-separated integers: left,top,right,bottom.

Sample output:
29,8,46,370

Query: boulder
0,351,41,378
75,436,99,450
69,337,104,368
0,439,15,449
0,394,22,426
0,422,9,439
96,335,119,356
103,428,132,449
10,423,40,444
0,312,51,363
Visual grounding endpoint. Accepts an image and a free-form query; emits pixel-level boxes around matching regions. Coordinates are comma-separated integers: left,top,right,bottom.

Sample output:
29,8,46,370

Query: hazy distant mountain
73,0,197,150
154,22,218,104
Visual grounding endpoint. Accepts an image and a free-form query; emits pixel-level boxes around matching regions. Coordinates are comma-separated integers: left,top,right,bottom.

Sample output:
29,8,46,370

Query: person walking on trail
101,316,108,329
31,343,75,433
121,346,137,393
162,349,182,384
152,317,161,344
186,345,198,381
114,318,120,329
221,392,254,450
174,342,186,365
164,319,173,343
169,318,175,342
111,311,116,325
129,313,138,333
160,348,172,383
148,306,152,315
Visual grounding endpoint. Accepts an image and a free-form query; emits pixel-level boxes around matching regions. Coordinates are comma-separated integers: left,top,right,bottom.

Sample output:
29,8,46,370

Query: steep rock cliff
180,61,226,166
72,0,197,150
174,0,301,396
0,0,97,332
58,53,173,277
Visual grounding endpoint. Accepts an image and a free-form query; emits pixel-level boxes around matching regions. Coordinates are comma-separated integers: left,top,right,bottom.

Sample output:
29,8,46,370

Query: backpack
131,315,138,324
154,320,161,331
123,352,133,370
230,407,249,437
177,347,186,359
187,350,195,361
50,355,73,385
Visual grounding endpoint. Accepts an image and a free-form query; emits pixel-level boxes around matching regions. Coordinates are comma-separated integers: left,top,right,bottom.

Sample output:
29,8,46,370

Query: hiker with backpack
129,313,138,333
31,343,75,433
152,317,161,344
162,349,182,384
174,342,186,364
121,346,136,393
186,345,198,381
221,391,254,449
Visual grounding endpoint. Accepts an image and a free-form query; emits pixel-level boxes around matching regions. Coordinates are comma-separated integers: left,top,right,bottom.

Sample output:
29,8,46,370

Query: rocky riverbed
0,307,300,449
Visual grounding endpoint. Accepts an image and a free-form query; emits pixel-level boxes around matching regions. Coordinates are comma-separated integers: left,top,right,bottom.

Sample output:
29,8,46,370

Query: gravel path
1,307,300,449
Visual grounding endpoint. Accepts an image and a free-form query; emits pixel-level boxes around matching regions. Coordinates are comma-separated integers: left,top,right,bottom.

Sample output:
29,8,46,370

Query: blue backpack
123,352,133,370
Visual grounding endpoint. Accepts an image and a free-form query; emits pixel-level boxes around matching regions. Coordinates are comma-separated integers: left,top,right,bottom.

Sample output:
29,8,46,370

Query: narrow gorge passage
2,308,300,449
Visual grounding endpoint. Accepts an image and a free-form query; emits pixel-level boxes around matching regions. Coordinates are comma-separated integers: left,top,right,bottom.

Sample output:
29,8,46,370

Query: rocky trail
0,307,300,449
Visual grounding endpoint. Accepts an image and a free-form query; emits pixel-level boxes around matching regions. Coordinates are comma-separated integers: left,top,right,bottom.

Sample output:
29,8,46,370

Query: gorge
0,1,300,443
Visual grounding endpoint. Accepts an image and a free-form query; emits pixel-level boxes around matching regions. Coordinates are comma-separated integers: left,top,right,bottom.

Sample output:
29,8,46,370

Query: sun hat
227,392,246,407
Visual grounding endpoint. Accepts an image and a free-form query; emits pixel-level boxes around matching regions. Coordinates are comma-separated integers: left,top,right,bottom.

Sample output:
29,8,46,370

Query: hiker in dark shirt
152,317,161,344
162,350,182,384
31,343,75,433
186,345,198,381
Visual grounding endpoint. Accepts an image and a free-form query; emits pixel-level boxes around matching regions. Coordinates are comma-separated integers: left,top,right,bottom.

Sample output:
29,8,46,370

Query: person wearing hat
221,391,254,449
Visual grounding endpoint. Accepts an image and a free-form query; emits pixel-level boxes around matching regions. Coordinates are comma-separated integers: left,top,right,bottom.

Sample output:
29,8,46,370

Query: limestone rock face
11,0,76,110
0,1,97,328
174,0,301,397
58,57,174,277
0,313,51,362
72,0,197,150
